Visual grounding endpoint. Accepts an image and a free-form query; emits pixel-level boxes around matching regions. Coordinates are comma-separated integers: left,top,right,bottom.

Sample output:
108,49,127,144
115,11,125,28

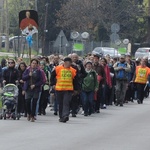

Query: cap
93,53,101,58
125,53,131,57
120,54,125,58
40,61,46,65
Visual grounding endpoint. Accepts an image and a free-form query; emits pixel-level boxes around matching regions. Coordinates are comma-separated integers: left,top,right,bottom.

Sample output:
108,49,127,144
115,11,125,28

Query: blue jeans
82,91,94,115
36,92,42,116
54,92,59,113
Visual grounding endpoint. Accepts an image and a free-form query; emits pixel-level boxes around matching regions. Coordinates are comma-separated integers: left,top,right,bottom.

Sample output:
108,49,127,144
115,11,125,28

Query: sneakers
137,99,141,104
30,117,35,122
84,113,88,116
81,111,84,115
59,116,69,123
42,110,46,115
101,104,107,109
72,114,76,117
54,112,58,116
27,115,31,121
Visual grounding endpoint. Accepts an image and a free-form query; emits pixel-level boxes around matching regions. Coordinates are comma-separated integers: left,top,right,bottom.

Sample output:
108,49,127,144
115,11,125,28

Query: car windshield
93,48,102,53
103,49,118,55
137,48,150,52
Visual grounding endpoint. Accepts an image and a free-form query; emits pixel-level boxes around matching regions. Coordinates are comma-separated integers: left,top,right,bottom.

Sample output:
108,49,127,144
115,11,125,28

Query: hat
85,60,92,66
64,57,72,62
120,54,125,58
93,52,101,58
40,61,46,65
125,53,131,57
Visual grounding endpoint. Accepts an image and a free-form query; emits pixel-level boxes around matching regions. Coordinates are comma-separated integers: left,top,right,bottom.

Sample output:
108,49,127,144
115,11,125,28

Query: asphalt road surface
0,98,150,150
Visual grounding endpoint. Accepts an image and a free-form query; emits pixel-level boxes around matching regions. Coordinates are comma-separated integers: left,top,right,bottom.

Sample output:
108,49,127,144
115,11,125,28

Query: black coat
3,67,19,85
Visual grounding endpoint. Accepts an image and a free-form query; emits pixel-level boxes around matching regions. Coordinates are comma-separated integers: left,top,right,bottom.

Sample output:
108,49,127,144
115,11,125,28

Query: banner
19,10,38,36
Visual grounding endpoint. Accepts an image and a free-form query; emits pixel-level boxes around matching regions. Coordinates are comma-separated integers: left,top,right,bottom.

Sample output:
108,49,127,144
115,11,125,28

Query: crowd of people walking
0,52,150,123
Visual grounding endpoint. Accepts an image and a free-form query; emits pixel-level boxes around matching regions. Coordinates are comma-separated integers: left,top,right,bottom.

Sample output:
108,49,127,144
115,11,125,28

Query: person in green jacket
82,61,98,116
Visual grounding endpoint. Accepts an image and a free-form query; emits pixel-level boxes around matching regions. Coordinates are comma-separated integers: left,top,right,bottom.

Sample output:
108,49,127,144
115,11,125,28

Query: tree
56,0,147,42
7,0,35,35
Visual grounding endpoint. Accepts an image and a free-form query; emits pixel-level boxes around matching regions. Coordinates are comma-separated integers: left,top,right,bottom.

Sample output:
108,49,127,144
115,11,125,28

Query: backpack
116,62,128,80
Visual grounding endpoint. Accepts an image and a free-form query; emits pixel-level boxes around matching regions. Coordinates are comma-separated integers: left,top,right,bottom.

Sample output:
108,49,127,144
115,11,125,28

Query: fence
11,37,135,57
43,40,112,56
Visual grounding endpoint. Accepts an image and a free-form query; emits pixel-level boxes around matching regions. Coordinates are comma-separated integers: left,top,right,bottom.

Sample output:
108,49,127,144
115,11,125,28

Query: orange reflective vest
135,66,150,84
55,65,76,91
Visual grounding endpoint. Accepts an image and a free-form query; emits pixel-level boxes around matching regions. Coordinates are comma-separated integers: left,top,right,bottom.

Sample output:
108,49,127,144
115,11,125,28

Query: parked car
92,47,121,57
134,47,150,58
2,36,26,49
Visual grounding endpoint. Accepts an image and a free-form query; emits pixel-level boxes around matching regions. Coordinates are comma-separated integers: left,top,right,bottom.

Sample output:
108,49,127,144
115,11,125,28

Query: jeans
82,91,94,115
36,92,42,116
54,92,59,113
116,80,127,104
136,83,146,103
26,98,38,117
70,94,80,115
102,84,110,105
39,89,49,113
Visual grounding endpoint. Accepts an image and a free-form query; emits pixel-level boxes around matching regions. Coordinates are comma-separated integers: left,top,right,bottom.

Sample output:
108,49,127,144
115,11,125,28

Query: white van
135,47,150,58
92,47,121,57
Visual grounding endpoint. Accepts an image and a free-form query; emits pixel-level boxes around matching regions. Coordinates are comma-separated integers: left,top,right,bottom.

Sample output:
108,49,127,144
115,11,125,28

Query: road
0,98,150,150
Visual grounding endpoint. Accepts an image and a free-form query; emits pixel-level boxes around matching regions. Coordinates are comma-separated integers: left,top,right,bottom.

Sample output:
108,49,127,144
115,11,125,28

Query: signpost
53,30,69,55
73,43,84,51
110,23,120,43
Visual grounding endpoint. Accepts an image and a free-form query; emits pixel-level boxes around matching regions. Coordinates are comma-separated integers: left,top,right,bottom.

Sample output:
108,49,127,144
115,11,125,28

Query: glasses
8,62,14,64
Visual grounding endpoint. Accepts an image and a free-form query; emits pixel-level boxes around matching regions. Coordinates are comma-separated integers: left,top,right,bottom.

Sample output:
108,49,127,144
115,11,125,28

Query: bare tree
56,0,102,31
56,0,144,40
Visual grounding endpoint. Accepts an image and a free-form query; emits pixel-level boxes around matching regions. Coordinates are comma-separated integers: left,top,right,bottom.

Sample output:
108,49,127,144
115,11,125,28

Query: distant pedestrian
133,59,150,104
113,55,130,106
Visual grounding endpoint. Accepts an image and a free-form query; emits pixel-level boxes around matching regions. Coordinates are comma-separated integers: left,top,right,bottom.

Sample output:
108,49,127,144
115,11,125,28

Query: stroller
0,84,19,120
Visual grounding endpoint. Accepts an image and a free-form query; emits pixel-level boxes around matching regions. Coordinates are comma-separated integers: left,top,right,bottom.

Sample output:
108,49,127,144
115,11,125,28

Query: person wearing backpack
113,55,131,106
82,61,98,116
125,53,136,103
38,61,51,115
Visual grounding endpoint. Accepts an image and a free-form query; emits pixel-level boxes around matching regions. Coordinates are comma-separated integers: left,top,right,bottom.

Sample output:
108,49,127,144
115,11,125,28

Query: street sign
111,23,120,33
123,39,129,45
118,47,127,54
110,33,119,43
70,31,80,40
53,30,69,47
115,39,121,46
73,43,84,51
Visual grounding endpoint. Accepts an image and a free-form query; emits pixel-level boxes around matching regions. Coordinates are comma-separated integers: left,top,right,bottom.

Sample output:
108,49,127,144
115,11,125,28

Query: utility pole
0,0,4,50
5,0,9,52
26,0,29,9
147,0,150,43
35,0,39,54
42,3,48,55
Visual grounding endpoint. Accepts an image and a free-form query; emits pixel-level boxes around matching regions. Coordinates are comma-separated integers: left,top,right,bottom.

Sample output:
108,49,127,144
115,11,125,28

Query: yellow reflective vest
135,66,150,84
55,65,76,91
